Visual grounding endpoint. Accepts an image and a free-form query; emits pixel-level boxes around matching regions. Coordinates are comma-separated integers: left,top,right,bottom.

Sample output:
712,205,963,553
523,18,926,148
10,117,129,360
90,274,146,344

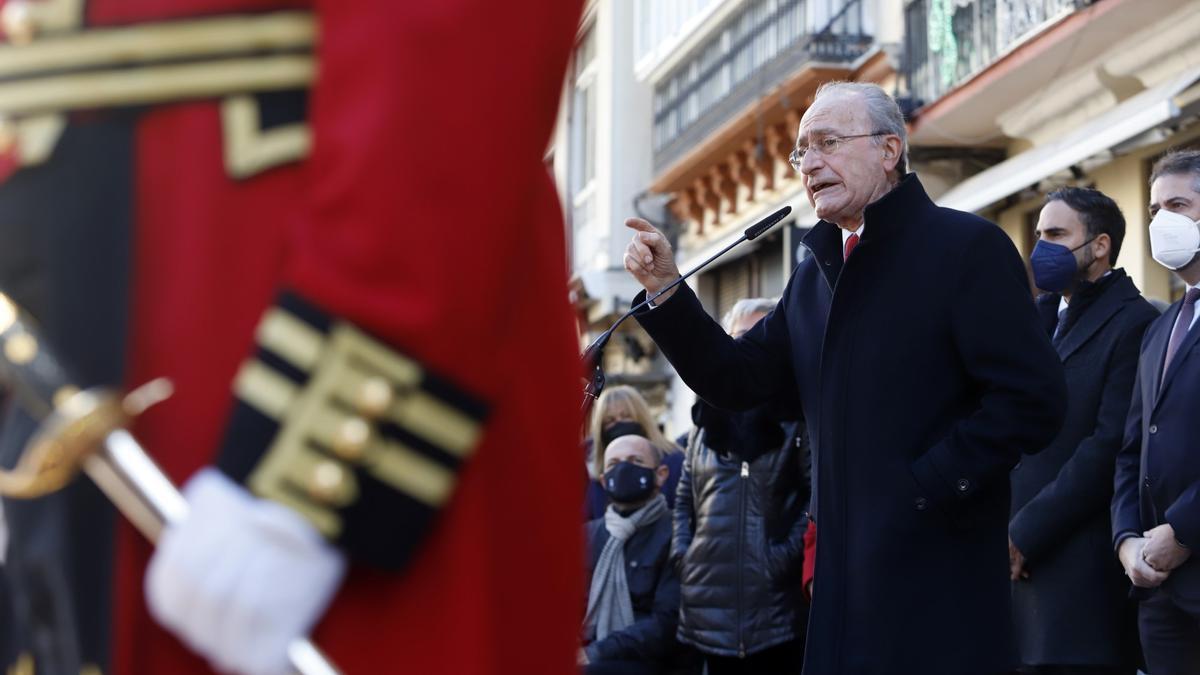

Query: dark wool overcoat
635,175,1067,674
1009,272,1155,668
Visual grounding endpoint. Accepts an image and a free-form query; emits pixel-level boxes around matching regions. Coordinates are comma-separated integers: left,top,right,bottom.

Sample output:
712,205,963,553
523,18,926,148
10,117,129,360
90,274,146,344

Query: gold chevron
0,10,316,176
0,11,314,79
0,54,313,117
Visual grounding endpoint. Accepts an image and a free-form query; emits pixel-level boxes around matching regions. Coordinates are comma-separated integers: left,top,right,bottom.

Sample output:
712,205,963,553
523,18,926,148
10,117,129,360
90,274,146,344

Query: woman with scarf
581,434,683,675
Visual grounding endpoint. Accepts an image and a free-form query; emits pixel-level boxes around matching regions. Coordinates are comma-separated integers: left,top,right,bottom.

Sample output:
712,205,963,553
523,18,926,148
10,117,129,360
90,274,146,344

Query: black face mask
600,421,645,449
603,462,657,504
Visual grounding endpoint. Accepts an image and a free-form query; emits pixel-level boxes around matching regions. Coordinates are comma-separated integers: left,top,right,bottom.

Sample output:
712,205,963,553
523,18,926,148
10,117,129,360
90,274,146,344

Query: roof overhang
907,0,1175,148
936,66,1200,214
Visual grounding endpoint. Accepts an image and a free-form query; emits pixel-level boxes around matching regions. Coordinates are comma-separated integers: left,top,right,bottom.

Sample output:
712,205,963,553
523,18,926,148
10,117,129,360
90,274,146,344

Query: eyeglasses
789,132,889,171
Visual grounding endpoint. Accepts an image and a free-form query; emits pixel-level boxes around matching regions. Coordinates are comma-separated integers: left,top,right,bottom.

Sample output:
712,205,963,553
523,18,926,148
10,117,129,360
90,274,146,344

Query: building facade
908,0,1200,302
556,0,904,433
632,0,902,431
552,0,671,413
554,0,1200,434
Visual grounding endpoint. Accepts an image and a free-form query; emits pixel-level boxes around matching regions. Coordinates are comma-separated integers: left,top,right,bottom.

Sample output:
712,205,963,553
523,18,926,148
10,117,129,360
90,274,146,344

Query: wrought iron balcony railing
904,0,1088,109
652,0,872,173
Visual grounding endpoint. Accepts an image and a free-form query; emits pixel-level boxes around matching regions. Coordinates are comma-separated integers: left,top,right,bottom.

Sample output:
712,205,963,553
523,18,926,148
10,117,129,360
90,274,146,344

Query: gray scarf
583,493,669,643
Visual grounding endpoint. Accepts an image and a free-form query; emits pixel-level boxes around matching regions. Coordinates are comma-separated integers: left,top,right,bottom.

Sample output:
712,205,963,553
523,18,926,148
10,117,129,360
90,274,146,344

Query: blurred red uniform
0,0,583,672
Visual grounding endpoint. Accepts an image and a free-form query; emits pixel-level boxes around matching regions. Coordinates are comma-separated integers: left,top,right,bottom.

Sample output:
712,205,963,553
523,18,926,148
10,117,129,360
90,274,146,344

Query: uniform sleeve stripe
256,306,326,373
233,359,298,420
367,438,455,506
385,390,482,458
419,371,489,422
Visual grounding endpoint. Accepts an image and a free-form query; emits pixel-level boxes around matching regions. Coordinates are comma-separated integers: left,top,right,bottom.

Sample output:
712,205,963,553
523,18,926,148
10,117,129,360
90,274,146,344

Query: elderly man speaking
623,82,1066,674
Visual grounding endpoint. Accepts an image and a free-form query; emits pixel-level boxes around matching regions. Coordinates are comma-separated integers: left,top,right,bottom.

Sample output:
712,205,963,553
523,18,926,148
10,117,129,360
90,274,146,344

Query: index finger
625,217,661,235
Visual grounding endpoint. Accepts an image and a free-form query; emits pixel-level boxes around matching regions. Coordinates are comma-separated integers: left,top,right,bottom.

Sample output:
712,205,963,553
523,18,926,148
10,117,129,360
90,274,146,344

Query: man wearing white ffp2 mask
1149,208,1200,271
1113,149,1200,675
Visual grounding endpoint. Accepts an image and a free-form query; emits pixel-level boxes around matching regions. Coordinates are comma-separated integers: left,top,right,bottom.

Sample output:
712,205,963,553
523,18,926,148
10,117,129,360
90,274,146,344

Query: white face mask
1149,209,1200,271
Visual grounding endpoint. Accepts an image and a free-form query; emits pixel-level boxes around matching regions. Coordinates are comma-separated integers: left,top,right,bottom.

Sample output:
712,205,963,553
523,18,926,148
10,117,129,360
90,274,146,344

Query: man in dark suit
1010,187,1156,675
1113,149,1200,674
622,82,1066,675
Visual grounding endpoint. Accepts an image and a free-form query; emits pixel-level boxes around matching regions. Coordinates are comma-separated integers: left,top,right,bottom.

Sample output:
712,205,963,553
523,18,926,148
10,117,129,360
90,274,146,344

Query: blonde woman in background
584,386,684,521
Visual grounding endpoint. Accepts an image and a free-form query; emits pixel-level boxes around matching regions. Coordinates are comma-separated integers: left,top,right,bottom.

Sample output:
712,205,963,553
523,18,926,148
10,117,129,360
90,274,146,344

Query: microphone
581,205,792,411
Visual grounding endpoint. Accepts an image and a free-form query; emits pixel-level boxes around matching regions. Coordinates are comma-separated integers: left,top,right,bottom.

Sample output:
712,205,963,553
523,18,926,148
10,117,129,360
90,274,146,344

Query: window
570,27,598,200
569,25,599,266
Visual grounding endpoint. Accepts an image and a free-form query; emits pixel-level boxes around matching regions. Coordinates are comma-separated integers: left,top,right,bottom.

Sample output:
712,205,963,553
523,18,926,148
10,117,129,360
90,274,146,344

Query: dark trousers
703,640,803,675
0,567,13,667
1017,666,1135,674
1139,590,1200,675
585,660,659,675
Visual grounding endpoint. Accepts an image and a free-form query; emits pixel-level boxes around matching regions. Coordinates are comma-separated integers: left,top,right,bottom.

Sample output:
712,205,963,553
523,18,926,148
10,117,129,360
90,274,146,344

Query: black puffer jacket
672,403,809,658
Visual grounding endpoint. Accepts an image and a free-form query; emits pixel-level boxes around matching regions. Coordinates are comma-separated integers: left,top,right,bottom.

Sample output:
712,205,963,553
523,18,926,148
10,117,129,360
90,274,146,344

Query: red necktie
844,232,860,261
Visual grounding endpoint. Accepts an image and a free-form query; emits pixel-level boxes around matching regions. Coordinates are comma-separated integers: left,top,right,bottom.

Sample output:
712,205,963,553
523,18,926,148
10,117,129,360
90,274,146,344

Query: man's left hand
1008,536,1029,581
1142,523,1191,572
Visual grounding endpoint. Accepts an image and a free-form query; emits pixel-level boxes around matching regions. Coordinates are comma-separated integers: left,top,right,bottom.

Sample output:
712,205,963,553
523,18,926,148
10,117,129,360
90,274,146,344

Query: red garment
802,521,816,601
93,1,584,673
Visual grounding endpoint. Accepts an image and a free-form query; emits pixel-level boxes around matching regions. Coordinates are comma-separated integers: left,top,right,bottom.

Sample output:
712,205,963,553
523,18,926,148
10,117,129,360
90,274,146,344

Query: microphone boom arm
580,205,791,411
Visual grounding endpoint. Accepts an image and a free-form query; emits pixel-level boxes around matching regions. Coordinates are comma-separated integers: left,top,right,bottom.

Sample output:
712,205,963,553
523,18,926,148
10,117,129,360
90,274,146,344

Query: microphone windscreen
744,205,792,240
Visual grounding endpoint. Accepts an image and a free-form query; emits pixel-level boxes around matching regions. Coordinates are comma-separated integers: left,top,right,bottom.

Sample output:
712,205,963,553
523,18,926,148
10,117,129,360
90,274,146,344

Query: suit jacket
1010,271,1155,667
1114,290,1200,600
636,175,1066,675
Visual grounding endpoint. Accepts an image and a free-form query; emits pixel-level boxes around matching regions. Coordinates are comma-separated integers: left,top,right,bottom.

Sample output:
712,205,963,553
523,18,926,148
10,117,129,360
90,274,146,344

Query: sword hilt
0,291,341,675
0,292,121,497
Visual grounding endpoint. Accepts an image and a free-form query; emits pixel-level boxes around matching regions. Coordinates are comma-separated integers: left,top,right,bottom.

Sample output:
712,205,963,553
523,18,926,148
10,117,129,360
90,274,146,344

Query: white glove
146,469,346,675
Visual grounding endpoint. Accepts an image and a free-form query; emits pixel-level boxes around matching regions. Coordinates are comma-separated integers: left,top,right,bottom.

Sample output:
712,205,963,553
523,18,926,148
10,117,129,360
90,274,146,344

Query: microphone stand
580,205,792,414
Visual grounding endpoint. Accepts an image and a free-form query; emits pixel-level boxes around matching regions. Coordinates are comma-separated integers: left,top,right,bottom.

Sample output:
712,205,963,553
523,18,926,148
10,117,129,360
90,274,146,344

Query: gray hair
814,81,909,178
722,297,776,334
1149,148,1200,193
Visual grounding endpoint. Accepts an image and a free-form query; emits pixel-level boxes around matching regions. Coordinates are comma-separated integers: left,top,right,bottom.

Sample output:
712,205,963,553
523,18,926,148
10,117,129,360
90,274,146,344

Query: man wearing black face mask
581,435,684,675
1010,187,1158,675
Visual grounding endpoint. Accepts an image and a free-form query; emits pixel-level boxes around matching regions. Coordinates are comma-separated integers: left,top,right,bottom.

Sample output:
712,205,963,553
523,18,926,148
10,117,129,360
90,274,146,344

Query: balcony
903,0,1088,109
652,0,873,173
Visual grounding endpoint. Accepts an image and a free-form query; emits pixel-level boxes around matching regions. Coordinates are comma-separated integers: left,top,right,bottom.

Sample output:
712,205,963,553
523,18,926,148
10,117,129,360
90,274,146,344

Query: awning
936,65,1200,214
